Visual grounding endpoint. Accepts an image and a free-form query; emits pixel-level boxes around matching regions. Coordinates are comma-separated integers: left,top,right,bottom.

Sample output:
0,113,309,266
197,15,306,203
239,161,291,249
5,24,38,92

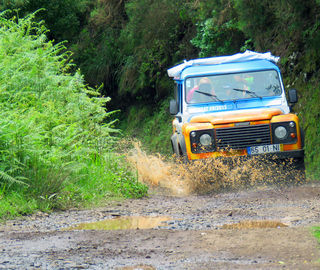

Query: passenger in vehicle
187,77,215,103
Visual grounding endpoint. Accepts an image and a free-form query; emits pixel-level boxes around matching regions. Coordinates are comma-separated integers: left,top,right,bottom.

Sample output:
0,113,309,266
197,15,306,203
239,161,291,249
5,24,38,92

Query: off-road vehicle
168,51,304,172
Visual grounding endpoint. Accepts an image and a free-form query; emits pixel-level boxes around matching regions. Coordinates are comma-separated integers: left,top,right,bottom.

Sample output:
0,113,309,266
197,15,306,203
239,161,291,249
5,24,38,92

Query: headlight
274,126,287,140
190,129,215,153
199,134,212,146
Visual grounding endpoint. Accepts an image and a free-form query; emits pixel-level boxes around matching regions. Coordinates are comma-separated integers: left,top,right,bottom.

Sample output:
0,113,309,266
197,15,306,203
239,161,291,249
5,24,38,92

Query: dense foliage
0,11,147,219
0,0,89,43
1,0,320,192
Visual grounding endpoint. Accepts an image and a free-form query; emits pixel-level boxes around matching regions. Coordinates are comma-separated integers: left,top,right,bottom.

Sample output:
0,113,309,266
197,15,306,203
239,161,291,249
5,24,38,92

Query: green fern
0,170,28,186
0,10,147,217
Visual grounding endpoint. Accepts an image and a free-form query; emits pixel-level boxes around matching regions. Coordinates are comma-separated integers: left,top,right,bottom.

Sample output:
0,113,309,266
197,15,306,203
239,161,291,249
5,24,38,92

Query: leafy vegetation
120,98,173,156
313,226,320,243
0,0,89,43
191,1,245,57
0,11,147,219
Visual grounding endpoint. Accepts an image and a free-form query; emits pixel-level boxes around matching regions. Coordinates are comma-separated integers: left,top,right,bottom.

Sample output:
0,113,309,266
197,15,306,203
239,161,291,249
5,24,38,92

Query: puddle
222,220,288,229
65,216,172,231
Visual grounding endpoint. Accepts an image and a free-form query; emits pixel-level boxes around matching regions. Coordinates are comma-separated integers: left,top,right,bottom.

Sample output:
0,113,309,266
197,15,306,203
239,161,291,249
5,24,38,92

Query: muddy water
65,216,172,231
66,216,287,231
126,143,194,195
127,143,305,196
222,220,288,229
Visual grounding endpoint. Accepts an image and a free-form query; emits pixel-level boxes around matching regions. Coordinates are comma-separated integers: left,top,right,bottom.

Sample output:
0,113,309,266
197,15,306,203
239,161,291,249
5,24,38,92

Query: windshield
185,70,282,104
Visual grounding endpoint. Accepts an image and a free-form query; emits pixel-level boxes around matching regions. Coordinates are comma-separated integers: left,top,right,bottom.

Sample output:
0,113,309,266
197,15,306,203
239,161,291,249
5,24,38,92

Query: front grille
215,124,271,150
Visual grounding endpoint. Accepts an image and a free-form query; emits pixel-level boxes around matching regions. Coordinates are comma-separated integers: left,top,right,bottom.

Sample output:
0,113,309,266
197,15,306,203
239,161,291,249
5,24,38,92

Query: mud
1,146,319,269
1,181,320,269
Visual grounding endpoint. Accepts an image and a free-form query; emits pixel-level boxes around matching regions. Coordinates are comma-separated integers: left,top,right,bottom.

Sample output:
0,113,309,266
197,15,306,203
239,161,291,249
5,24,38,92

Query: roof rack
167,50,279,79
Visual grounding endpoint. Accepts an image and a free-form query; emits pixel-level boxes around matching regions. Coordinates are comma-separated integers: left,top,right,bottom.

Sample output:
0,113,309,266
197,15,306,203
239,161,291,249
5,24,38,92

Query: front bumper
263,149,304,159
187,148,304,161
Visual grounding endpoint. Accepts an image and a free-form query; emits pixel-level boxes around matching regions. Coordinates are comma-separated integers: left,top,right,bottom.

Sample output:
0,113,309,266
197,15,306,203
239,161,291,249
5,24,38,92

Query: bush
0,10,147,218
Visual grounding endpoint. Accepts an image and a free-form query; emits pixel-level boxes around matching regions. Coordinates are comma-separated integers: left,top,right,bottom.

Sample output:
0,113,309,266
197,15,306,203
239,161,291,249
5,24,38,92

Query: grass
120,98,173,157
312,226,320,263
312,226,320,243
63,154,148,207
0,190,38,220
0,153,148,221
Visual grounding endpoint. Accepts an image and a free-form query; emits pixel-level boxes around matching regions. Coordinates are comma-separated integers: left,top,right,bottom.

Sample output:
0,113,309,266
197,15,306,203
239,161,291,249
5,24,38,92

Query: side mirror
169,99,178,115
288,89,298,103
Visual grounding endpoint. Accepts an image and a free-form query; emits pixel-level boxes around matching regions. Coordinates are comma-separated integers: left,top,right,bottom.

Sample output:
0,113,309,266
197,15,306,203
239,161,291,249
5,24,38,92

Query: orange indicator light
290,133,296,138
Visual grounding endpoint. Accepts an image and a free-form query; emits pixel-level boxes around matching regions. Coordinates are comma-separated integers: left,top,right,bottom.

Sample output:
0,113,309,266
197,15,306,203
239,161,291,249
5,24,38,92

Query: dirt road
1,181,320,269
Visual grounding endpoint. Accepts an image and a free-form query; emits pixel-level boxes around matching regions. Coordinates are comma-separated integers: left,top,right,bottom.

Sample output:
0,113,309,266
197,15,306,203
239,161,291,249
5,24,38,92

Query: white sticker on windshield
264,99,282,106
188,105,227,113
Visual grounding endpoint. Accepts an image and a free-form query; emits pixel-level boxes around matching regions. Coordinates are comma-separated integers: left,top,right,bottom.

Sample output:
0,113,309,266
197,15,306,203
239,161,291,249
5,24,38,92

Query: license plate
247,144,282,155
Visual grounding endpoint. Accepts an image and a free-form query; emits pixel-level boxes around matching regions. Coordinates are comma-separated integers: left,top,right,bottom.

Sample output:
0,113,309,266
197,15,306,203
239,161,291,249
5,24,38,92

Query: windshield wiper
232,88,262,99
195,90,224,103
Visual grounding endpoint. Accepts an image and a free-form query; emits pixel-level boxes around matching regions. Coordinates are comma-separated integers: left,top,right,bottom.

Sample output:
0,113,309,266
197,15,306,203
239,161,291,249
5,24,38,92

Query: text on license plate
247,144,283,155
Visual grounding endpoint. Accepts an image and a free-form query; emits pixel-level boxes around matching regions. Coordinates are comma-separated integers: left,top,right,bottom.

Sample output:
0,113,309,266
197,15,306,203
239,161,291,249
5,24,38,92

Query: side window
173,82,182,113
177,83,182,112
174,83,178,101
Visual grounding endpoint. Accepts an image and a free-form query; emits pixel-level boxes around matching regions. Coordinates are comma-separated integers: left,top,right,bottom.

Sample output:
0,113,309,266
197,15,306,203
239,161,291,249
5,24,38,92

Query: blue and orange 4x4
168,51,304,172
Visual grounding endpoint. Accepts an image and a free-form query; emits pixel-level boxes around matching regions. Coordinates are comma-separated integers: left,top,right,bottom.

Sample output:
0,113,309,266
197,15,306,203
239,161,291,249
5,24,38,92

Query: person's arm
186,86,199,102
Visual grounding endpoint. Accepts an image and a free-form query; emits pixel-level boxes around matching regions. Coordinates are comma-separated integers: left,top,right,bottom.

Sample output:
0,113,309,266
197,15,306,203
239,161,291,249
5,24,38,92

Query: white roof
167,50,280,78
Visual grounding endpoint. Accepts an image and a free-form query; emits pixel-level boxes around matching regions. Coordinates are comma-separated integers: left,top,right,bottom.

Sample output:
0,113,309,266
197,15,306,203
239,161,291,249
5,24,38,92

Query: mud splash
222,220,288,229
126,142,195,196
127,142,306,196
65,216,171,231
